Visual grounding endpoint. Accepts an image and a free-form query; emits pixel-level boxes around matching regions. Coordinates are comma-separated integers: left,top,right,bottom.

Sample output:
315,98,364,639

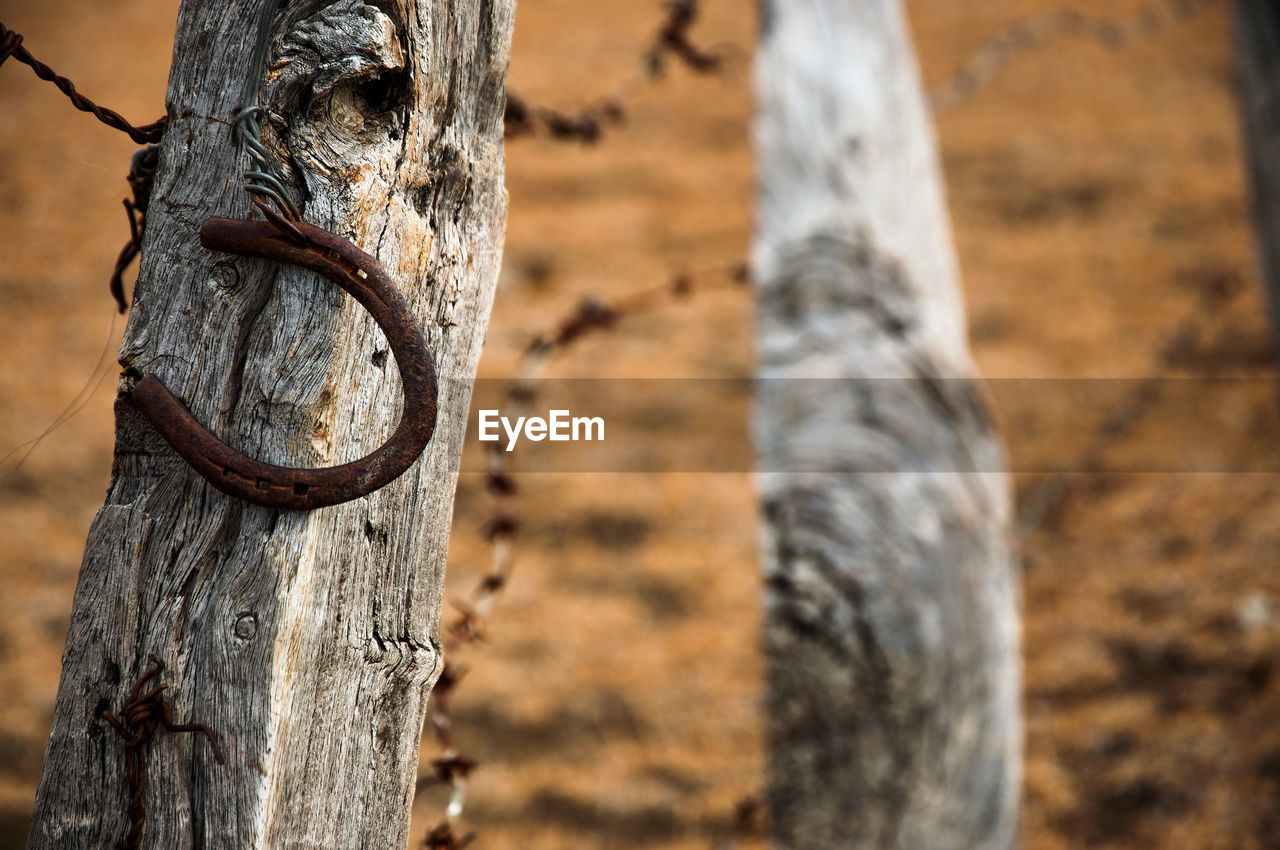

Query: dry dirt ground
2,0,1279,848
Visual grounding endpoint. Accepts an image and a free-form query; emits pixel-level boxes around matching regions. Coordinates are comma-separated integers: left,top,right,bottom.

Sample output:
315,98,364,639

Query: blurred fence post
1233,0,1280,370
26,1,512,847
752,0,1022,846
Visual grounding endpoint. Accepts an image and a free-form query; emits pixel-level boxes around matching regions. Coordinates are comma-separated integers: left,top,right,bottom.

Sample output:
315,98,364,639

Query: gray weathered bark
1233,0,1280,365
28,0,512,847
753,1,1021,847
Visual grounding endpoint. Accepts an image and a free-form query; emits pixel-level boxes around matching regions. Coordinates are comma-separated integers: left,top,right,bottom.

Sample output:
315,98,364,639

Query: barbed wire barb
504,0,733,144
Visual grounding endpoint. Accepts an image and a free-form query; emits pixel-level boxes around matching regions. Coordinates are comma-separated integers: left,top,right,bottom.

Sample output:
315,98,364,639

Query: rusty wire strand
646,0,727,73
421,820,477,850
0,23,165,144
504,0,733,144
420,261,747,840
101,655,225,849
0,22,168,311
417,5,743,829
454,262,747,642
927,0,1220,114
107,144,161,313
0,311,120,486
1016,271,1247,535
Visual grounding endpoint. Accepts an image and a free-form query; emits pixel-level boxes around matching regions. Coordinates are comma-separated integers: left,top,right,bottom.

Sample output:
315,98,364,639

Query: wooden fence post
753,0,1022,846
27,0,512,846
1233,0,1280,367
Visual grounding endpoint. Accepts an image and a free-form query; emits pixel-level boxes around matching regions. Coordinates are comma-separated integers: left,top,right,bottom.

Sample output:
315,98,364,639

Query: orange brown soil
2,1,1278,848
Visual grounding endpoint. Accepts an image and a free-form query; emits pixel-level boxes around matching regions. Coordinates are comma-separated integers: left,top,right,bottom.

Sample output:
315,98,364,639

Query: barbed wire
927,0,1221,114
506,0,1221,142
504,0,736,144
418,261,747,843
0,20,169,312
1016,269,1248,535
416,8,742,837
449,261,747,647
0,22,166,144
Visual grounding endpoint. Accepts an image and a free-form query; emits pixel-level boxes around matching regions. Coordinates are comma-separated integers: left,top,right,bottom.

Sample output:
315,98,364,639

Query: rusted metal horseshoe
128,217,438,511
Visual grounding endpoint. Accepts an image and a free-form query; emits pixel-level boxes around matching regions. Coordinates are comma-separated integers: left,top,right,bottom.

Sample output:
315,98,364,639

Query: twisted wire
234,106,300,221
234,0,300,222
0,22,165,144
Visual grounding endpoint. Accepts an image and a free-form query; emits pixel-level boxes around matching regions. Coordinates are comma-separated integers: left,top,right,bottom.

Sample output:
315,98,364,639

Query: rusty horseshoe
128,216,438,511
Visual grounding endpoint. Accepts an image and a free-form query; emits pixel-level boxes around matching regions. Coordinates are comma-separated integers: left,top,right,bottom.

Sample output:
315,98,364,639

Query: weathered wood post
28,0,512,846
753,0,1021,847
1233,0,1280,367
